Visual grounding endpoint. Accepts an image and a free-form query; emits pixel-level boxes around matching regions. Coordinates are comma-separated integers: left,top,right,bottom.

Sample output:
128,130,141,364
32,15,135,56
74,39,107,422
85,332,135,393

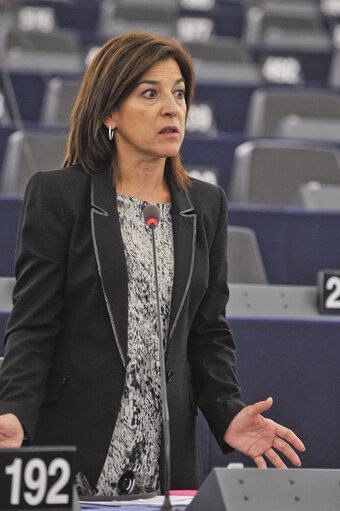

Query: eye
142,88,157,99
174,89,185,100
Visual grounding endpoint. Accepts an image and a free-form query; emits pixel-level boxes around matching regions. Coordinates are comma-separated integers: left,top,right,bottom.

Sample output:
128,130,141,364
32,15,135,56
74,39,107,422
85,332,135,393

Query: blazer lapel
90,167,197,367
90,167,128,369
167,176,197,358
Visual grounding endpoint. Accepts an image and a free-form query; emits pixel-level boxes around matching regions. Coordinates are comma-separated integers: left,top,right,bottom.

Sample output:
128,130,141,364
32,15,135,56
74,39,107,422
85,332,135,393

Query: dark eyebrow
136,78,185,87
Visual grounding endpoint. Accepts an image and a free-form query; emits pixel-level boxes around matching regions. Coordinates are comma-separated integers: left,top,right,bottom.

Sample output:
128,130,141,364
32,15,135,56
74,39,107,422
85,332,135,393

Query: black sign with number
317,269,340,314
0,447,76,511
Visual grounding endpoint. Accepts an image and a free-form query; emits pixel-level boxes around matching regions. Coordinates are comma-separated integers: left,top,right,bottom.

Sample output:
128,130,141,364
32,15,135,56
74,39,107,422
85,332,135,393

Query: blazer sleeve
187,185,245,453
0,171,69,441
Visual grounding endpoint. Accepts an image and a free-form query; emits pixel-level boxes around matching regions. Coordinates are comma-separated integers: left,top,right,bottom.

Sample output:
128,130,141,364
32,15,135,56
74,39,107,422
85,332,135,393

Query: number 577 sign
0,447,77,511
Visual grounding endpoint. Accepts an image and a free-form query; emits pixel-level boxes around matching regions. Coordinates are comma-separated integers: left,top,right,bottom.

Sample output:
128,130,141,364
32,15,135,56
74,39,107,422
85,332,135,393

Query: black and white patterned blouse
94,192,174,495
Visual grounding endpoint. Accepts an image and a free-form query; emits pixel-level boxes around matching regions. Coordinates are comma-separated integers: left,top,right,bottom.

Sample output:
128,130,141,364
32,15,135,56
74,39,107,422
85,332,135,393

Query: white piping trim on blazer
90,182,126,369
166,189,196,361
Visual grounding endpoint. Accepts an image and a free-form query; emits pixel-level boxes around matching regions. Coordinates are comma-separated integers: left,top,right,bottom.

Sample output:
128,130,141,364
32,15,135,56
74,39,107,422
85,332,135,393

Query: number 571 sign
0,447,78,511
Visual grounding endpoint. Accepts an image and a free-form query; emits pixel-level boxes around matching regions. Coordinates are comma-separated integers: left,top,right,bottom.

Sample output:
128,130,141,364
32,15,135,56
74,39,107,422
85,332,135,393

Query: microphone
143,204,160,228
144,204,173,511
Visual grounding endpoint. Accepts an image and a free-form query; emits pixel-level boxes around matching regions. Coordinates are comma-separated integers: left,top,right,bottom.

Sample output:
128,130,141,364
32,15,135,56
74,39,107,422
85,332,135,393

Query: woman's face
104,58,187,163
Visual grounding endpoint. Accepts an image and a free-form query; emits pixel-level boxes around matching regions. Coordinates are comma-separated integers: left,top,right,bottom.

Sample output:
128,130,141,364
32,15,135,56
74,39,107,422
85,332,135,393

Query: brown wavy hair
63,32,195,189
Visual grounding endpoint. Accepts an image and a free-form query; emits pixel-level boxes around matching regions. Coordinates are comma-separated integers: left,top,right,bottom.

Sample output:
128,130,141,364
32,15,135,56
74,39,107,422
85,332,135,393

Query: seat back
246,89,340,136
0,89,11,124
98,0,176,37
277,117,340,142
0,277,15,311
194,60,262,85
296,183,340,210
3,28,82,72
227,226,268,284
328,49,340,87
114,0,176,23
244,3,328,47
41,77,81,125
0,130,68,195
230,141,340,206
183,37,250,64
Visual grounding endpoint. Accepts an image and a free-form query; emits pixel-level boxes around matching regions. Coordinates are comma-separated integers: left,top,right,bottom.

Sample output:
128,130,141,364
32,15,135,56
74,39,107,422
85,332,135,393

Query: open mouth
159,127,179,134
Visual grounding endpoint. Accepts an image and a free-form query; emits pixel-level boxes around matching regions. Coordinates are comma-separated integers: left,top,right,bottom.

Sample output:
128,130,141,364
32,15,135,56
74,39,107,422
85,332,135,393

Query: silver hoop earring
108,125,115,141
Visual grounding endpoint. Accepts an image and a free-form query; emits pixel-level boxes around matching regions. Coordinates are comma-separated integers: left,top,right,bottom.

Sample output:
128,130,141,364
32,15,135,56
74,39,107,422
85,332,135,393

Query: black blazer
0,164,244,490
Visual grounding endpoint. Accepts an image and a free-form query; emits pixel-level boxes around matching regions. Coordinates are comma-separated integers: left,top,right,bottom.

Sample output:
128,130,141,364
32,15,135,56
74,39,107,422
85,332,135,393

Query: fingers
274,423,306,452
247,397,273,417
264,447,288,469
253,438,302,469
273,437,302,467
254,446,294,469
0,437,22,448
253,455,267,469
247,399,306,455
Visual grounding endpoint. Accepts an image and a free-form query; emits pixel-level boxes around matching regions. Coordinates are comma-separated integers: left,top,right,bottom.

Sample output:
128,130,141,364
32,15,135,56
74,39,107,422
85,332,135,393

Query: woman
0,32,304,495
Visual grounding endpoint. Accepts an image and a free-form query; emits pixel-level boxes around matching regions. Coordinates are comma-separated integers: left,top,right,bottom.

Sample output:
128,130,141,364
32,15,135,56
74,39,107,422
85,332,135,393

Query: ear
103,113,117,130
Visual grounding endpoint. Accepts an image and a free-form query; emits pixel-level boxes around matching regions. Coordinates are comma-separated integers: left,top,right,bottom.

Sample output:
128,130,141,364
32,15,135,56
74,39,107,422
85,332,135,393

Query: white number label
5,457,70,506
186,103,214,133
325,276,340,309
261,56,302,84
188,169,218,185
321,0,340,16
177,17,214,41
18,7,55,33
180,0,215,11
85,46,101,67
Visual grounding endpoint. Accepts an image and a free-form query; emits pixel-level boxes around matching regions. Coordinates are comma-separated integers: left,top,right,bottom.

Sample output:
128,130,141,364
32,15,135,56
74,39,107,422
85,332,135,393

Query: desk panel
201,317,340,475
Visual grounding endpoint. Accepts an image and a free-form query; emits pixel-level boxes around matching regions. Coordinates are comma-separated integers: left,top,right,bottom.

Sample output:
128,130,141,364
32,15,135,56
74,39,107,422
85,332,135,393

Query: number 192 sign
318,270,340,314
0,447,77,511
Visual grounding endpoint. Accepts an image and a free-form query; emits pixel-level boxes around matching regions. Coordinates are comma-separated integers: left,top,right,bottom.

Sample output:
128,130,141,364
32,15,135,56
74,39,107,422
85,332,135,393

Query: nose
160,92,179,117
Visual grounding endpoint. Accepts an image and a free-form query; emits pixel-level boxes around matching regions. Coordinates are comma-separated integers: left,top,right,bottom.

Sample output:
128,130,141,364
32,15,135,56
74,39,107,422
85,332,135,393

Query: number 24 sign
0,447,76,510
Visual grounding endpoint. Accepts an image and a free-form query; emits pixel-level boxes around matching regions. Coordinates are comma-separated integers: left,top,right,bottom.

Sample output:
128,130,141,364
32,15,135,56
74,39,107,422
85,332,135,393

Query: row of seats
229,140,340,207
0,206,266,283
4,73,340,132
2,194,339,286
1,0,340,86
2,129,340,210
10,77,340,137
4,0,340,44
0,31,339,86
2,225,261,309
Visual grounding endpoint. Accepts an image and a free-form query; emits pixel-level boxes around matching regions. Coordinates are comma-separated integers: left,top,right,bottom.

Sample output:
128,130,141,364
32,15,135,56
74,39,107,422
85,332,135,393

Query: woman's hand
0,414,24,448
224,397,305,468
